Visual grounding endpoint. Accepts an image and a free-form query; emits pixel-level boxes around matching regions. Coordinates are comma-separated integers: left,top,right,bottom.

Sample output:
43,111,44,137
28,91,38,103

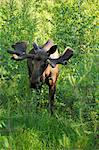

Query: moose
7,39,73,115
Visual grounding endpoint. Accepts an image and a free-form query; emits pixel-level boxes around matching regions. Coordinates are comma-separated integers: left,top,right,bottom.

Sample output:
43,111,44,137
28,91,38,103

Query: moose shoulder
7,39,73,115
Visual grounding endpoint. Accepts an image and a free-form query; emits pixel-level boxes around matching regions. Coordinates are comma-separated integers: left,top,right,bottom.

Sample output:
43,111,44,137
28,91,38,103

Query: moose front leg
49,84,56,115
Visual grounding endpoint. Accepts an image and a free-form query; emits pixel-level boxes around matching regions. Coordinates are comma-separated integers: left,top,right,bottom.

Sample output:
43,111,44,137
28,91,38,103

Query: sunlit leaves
0,0,98,149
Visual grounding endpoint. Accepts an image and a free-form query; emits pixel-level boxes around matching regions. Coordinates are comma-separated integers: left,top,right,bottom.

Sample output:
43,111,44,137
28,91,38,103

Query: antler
47,48,73,67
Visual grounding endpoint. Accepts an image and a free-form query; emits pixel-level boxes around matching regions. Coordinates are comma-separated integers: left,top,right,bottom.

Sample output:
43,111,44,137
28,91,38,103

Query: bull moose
7,39,73,115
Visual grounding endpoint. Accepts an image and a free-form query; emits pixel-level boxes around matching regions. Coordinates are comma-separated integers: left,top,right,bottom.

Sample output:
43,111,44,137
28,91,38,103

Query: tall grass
0,0,98,149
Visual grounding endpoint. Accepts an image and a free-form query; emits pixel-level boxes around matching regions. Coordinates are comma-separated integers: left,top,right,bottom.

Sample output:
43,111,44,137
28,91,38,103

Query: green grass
0,0,98,149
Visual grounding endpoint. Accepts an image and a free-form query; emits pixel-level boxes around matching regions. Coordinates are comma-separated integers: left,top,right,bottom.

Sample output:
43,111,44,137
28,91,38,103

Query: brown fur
27,40,59,114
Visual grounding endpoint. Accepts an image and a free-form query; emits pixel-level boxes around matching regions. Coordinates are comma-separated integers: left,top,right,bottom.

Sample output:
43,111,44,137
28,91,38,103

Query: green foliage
0,0,98,149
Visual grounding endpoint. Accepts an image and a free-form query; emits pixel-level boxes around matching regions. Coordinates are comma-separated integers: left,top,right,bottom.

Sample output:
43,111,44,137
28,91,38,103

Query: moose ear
47,45,57,56
48,48,73,68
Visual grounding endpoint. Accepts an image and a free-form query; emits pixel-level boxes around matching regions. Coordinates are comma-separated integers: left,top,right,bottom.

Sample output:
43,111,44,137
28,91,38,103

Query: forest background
0,0,98,149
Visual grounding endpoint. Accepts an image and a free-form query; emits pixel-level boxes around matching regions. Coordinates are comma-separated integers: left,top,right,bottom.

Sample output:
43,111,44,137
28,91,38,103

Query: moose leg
49,84,56,115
